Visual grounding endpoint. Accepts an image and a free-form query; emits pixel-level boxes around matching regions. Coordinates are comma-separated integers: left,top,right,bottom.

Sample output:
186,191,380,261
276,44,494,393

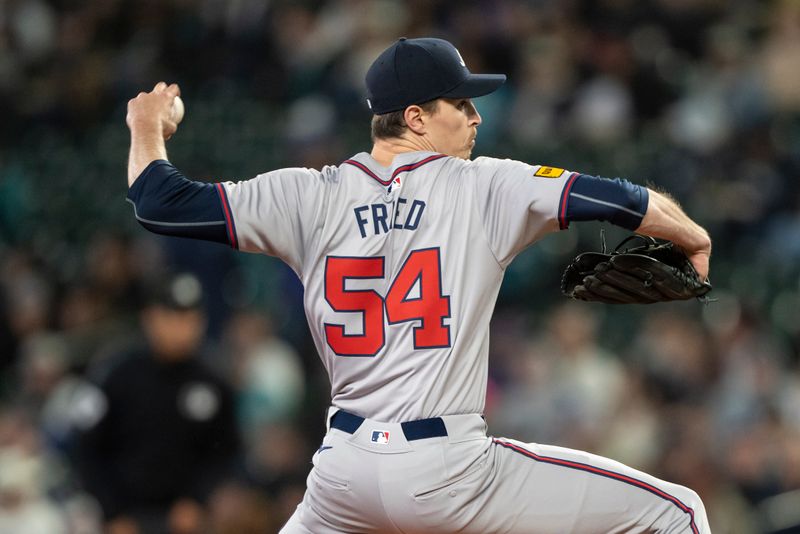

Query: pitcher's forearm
636,189,711,278
637,190,710,250
128,125,167,186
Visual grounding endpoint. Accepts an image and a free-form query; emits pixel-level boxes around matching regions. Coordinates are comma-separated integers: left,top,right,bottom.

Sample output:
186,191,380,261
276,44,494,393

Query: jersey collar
343,152,447,188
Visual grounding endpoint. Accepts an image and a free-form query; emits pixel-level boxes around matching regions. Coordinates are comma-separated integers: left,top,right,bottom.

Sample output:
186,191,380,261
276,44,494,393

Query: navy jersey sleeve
563,174,649,230
126,160,234,246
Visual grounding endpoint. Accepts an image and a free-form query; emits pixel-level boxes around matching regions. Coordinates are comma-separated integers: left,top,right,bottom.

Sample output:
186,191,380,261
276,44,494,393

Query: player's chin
446,145,473,160
465,140,477,158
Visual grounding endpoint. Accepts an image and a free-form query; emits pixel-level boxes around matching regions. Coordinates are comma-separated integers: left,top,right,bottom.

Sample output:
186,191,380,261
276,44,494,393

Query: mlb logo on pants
371,430,390,444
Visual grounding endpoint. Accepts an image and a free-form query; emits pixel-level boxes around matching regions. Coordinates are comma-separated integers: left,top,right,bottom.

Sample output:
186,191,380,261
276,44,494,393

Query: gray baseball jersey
217,151,710,533
222,151,569,420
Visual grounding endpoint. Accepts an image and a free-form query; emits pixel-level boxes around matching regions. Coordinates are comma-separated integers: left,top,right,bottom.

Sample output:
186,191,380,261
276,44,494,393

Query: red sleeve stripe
558,172,579,230
215,183,238,249
492,439,700,534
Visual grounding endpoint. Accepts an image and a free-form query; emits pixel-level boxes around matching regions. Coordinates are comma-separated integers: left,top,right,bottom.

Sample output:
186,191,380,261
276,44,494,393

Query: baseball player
125,37,712,533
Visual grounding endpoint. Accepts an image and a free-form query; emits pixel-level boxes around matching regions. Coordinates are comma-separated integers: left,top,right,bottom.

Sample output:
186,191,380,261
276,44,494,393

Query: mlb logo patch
388,175,403,194
371,430,390,444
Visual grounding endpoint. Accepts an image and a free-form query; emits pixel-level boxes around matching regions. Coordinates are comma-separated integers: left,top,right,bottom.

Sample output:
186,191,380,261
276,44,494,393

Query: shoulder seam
466,159,504,268
300,168,328,279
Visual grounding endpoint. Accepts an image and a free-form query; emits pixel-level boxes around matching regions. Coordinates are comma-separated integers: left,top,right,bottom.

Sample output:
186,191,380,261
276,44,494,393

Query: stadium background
2,0,800,532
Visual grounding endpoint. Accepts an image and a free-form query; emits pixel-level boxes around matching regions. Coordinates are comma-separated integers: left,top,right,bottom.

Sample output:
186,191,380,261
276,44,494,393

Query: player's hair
371,100,439,141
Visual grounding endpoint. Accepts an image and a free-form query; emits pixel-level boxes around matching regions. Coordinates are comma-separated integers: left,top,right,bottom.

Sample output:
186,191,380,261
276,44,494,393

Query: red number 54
324,248,451,356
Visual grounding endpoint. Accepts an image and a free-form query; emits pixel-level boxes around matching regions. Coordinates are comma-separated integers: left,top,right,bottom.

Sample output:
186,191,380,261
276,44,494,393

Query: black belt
330,410,448,441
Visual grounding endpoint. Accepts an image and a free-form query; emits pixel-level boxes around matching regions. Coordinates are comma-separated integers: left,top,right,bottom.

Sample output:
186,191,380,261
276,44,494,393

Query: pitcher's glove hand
561,234,712,304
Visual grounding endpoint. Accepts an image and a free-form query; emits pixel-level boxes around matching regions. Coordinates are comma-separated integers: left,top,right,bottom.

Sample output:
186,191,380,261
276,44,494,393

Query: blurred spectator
57,233,150,371
507,33,577,147
0,250,53,373
16,332,95,454
219,309,309,527
74,273,240,534
598,369,662,470
761,0,800,114
492,302,624,449
711,306,791,439
223,309,305,443
0,407,67,534
242,422,311,526
629,309,716,405
206,480,277,534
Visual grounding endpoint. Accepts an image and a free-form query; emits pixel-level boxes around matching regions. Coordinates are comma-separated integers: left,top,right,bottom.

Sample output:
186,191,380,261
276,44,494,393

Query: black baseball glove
561,234,712,304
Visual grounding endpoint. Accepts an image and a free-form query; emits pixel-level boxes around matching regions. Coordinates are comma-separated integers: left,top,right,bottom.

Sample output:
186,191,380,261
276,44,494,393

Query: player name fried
353,198,426,238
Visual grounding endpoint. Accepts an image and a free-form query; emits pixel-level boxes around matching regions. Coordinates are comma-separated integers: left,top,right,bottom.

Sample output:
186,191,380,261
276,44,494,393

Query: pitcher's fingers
166,83,181,97
154,81,168,92
688,252,709,281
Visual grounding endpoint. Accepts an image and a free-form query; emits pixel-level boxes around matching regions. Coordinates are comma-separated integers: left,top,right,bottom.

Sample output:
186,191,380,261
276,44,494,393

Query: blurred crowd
2,0,800,532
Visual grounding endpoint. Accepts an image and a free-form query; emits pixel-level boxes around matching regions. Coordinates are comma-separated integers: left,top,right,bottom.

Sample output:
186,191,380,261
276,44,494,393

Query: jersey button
449,490,457,497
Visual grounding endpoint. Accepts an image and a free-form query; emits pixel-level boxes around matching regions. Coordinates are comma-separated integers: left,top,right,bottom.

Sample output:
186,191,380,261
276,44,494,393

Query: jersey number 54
324,248,451,356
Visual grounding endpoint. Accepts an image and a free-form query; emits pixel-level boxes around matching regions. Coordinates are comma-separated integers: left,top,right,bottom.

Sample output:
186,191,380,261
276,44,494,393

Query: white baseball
170,95,185,124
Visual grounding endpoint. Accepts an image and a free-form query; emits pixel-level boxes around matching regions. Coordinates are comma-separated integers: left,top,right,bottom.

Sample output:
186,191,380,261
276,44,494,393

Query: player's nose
472,111,482,126
468,101,482,126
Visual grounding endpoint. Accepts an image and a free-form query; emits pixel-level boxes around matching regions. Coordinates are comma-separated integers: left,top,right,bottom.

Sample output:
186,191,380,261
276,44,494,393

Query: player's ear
404,105,427,135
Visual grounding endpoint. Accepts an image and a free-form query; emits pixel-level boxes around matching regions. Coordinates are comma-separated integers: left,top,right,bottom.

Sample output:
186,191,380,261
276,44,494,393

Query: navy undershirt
126,160,233,246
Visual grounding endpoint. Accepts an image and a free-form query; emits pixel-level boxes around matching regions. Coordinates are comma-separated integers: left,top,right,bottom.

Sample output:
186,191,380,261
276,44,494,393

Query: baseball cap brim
441,73,507,100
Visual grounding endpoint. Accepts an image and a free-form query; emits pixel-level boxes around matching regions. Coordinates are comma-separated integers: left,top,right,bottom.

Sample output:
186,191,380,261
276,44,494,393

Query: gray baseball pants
280,408,711,533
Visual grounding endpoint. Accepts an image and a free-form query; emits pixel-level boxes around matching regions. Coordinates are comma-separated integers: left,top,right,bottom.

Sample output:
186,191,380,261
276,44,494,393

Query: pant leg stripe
492,439,699,534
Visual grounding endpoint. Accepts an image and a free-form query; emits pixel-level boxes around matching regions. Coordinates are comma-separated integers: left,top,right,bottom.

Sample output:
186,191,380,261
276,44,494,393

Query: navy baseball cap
366,37,506,115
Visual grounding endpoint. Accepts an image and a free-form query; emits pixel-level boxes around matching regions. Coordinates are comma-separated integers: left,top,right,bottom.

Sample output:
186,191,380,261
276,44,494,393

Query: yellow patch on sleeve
534,166,565,178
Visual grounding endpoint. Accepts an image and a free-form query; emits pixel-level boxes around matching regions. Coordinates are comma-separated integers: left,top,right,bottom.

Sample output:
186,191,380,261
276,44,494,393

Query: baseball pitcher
125,37,712,533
